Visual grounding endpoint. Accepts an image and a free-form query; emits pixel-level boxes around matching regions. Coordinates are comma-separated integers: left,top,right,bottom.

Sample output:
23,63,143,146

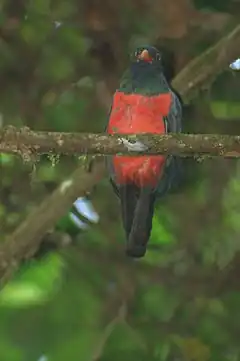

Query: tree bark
1,127,240,158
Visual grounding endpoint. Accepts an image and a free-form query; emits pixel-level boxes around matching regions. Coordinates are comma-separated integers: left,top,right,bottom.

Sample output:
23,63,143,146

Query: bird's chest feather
107,91,172,187
108,91,171,134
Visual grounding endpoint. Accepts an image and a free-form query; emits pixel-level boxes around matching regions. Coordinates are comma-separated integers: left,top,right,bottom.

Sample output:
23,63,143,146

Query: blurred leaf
76,76,94,89
19,253,64,291
197,314,230,345
153,340,171,361
101,323,147,361
0,204,6,219
139,285,180,322
210,101,240,119
207,298,226,317
39,48,74,81
151,214,175,245
55,27,88,57
6,212,21,227
0,338,24,361
172,335,210,361
49,330,99,361
37,163,58,181
28,0,50,15
20,20,52,46
0,154,15,165
0,282,48,307
0,254,64,308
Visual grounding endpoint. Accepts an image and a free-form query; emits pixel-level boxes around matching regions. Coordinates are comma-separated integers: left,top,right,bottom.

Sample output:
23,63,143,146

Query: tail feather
119,184,138,239
119,185,155,258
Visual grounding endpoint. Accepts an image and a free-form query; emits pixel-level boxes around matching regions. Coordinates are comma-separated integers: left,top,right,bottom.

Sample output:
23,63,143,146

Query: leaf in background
0,203,6,221
150,214,175,245
0,282,48,307
0,154,15,165
153,340,171,361
210,101,240,119
140,285,180,322
0,254,64,308
49,330,99,361
37,164,58,181
197,314,229,345
143,211,176,266
172,335,210,361
28,0,50,16
207,298,226,317
0,338,24,361
100,323,147,361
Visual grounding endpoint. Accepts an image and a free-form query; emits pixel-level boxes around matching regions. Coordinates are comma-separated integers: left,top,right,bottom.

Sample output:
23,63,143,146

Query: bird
106,45,183,258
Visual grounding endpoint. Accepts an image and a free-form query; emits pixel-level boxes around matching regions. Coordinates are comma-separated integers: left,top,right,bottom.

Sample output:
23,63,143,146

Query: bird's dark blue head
131,45,162,65
119,45,168,95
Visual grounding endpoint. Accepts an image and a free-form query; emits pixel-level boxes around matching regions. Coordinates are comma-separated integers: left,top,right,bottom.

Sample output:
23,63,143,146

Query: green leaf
151,215,175,245
49,330,99,361
28,0,50,15
0,153,14,165
0,338,24,361
0,254,64,308
172,335,210,361
207,299,226,317
0,282,48,307
140,285,179,322
154,341,171,361
210,101,240,119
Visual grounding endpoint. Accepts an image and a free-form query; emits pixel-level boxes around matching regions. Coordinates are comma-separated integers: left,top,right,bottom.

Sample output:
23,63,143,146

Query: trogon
106,45,182,258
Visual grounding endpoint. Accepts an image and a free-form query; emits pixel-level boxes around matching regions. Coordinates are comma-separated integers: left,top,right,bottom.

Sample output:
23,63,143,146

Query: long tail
119,185,155,258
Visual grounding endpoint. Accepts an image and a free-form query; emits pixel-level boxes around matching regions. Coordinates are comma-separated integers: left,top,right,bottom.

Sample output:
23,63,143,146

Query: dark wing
156,90,183,197
105,104,121,197
166,90,182,133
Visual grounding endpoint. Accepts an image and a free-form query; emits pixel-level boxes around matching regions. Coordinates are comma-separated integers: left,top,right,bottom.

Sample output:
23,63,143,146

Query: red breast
107,91,172,187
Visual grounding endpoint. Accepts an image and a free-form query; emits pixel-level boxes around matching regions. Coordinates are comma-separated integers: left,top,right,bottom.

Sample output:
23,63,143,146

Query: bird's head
131,45,161,65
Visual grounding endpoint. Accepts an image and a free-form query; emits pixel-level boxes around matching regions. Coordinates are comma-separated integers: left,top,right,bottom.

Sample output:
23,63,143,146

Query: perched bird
106,45,182,258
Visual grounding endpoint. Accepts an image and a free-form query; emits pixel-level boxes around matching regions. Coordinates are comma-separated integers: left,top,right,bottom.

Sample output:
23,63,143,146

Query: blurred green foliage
0,0,240,360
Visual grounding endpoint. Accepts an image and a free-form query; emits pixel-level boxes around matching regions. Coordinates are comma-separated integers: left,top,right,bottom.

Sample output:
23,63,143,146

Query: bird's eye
155,53,161,61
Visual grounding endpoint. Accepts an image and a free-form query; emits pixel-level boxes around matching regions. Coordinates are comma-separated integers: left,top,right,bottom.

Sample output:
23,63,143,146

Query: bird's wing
164,90,182,133
156,90,183,196
104,103,121,197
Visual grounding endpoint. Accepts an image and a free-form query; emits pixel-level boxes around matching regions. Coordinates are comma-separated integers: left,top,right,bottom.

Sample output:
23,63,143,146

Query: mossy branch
1,127,240,158
173,24,240,102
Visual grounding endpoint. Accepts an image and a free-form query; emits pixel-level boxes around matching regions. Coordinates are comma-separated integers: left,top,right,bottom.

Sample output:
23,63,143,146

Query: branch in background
173,24,240,103
1,127,240,157
0,158,105,287
91,303,127,361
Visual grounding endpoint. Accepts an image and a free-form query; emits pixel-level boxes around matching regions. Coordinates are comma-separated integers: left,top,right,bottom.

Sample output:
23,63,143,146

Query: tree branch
0,158,105,288
1,127,240,158
91,303,127,361
173,24,240,102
